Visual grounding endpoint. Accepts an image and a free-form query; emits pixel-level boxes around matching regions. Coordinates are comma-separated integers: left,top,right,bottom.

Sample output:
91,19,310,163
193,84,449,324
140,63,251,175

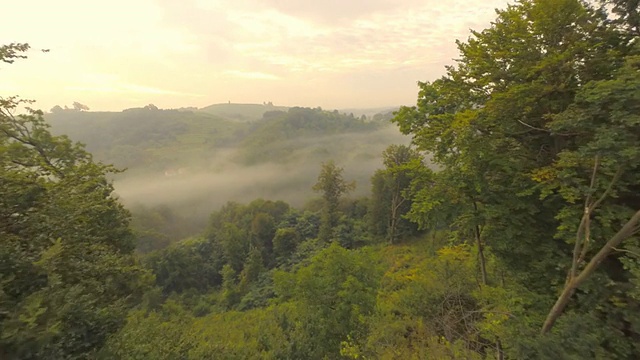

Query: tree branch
542,209,640,334
611,247,640,258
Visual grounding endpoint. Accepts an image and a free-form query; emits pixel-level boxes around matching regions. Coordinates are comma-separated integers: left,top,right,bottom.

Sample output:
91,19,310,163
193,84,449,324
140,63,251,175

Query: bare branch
542,209,640,334
517,119,583,136
590,166,623,211
611,247,640,258
571,155,600,278
517,119,549,132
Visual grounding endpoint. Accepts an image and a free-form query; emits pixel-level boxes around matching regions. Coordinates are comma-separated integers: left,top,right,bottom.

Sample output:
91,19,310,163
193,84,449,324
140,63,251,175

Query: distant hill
199,103,289,122
46,106,247,172
337,106,399,118
239,107,379,164
45,105,410,221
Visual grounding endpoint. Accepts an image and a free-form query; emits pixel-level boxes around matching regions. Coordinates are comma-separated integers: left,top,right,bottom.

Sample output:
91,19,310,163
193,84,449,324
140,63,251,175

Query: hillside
46,106,247,172
198,102,289,122
238,107,380,164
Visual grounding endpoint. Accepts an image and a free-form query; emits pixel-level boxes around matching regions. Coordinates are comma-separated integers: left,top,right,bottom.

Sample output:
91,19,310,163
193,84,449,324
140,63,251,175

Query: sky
1,0,510,112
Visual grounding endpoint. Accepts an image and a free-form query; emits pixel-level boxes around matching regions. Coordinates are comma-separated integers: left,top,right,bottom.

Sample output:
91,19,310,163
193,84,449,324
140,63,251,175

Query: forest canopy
2,0,640,358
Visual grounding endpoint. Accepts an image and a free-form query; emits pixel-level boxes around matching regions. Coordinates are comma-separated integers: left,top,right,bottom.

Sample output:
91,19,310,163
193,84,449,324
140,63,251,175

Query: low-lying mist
114,125,410,218
46,105,415,246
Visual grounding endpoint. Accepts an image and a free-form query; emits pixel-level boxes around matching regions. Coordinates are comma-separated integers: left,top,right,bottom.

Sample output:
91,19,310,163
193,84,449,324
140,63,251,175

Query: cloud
1,0,512,111
222,70,281,80
155,0,511,76
239,0,421,24
64,73,204,97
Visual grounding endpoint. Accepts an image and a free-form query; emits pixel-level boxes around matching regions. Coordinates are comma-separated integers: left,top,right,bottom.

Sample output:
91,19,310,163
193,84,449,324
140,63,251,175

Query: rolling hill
198,102,289,122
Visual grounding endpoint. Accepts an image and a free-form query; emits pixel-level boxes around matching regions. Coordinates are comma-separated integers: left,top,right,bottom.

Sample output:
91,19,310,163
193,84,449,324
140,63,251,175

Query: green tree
272,227,300,262
240,247,266,286
99,300,195,360
144,237,224,295
394,0,639,356
312,161,355,242
0,43,151,359
274,243,382,359
251,212,276,263
220,264,240,309
370,145,426,243
219,223,249,274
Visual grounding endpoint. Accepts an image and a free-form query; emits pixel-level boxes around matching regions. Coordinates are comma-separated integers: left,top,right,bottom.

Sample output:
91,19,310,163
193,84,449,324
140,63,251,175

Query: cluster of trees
140,157,409,302
50,102,90,113
2,0,640,358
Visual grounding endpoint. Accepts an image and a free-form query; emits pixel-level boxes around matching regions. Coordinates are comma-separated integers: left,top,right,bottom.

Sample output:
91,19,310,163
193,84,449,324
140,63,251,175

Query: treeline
2,0,640,358
47,103,387,171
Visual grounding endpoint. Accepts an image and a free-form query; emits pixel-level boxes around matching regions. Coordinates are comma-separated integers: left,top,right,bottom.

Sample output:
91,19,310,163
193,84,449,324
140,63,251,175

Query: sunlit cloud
222,70,281,80
65,84,204,97
62,73,204,97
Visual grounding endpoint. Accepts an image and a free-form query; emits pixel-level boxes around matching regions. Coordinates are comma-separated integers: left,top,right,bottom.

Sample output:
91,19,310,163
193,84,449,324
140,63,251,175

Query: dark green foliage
241,247,266,285
273,243,383,359
144,237,225,295
220,264,241,309
238,272,277,311
272,227,300,262
392,0,640,356
207,199,290,273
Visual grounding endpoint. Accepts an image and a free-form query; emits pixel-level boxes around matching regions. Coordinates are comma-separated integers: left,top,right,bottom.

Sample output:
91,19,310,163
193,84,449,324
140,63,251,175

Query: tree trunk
475,224,488,286
472,201,488,286
496,339,504,360
388,190,405,244
389,197,397,244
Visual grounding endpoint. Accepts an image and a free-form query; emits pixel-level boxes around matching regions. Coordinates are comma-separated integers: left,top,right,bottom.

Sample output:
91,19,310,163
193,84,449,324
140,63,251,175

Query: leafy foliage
5,1,640,357
1,46,151,358
313,161,356,242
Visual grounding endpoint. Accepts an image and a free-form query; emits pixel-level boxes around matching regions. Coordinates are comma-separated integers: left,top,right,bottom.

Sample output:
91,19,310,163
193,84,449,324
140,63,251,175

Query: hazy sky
2,0,509,111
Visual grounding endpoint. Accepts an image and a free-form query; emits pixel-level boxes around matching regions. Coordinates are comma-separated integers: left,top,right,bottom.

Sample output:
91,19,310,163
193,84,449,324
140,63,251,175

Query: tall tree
274,243,382,359
312,161,355,242
370,145,426,243
394,0,639,354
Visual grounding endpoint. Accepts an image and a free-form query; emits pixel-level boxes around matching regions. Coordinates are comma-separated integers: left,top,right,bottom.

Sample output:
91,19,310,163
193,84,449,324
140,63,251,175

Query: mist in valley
114,125,409,212
45,105,414,247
